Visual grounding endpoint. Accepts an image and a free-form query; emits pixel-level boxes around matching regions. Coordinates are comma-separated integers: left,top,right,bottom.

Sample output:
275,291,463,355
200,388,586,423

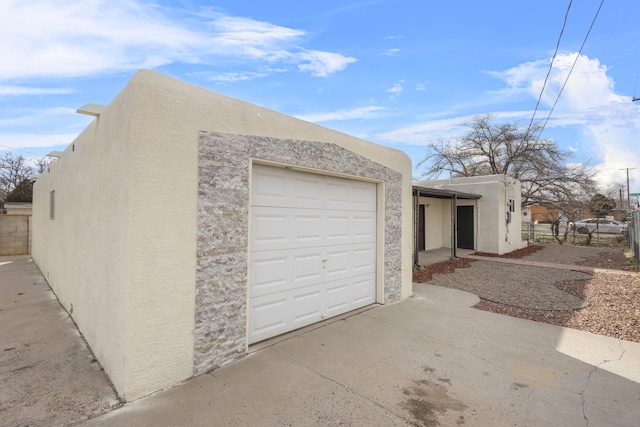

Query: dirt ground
413,244,640,343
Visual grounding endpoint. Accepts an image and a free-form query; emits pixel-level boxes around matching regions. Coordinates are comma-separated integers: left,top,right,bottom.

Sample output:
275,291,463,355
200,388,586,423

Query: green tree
588,193,616,217
5,178,34,203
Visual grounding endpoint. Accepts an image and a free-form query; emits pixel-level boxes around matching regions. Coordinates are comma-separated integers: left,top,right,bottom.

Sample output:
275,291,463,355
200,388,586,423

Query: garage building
32,70,412,401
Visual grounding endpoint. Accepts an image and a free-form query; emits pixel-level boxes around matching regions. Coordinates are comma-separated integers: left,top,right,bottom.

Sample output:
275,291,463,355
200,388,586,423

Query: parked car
569,218,628,234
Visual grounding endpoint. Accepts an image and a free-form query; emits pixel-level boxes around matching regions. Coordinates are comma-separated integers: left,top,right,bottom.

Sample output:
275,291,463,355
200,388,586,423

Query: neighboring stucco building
414,174,527,257
32,70,413,401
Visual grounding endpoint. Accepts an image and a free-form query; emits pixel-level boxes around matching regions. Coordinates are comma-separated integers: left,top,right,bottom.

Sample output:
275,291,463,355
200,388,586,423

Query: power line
535,0,605,141
633,49,640,100
0,144,50,158
525,0,573,137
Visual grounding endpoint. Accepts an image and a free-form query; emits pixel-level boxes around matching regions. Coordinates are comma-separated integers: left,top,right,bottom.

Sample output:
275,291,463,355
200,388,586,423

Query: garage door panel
326,212,376,244
351,183,377,211
291,251,324,285
250,165,377,344
292,176,325,209
352,274,377,305
251,251,323,297
352,214,376,243
325,180,351,210
251,244,375,298
252,213,290,246
249,297,288,340
291,287,323,325
325,280,350,312
252,167,289,206
325,215,350,241
294,214,324,243
353,246,376,273
325,249,350,277
252,207,375,251
251,255,290,296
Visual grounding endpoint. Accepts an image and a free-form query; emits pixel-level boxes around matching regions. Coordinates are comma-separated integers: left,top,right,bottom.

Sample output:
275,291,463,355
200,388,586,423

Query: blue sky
2,0,639,199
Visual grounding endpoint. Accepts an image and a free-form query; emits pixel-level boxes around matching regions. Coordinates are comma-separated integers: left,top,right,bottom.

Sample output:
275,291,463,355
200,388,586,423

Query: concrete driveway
2,255,640,426
86,284,640,426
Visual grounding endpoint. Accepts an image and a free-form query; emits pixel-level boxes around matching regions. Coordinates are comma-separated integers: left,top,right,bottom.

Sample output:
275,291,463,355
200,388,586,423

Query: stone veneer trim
194,132,402,375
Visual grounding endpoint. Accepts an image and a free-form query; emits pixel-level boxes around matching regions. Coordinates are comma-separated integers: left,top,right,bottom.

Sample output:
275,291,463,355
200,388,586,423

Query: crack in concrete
580,365,596,426
580,340,626,427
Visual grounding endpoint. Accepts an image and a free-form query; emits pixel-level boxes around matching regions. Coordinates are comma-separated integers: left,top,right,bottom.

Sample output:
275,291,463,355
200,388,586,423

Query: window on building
50,191,55,220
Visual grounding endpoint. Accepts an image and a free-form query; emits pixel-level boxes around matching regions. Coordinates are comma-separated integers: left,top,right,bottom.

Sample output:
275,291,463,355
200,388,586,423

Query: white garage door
248,164,377,344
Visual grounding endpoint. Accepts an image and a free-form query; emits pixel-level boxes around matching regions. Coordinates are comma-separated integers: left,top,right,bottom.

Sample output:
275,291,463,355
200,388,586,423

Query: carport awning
412,185,481,200
412,185,482,266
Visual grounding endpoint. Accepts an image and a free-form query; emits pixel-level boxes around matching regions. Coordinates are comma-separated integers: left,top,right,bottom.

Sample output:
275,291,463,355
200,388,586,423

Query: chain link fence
521,222,571,244
629,210,640,263
522,220,629,247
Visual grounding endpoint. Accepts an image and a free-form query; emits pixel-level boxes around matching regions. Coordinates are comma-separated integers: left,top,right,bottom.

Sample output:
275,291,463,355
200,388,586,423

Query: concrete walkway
0,256,120,427
465,253,639,276
3,255,640,426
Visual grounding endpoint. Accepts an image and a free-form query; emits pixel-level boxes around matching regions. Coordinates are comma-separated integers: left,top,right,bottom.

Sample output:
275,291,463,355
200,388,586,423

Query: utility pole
619,167,636,209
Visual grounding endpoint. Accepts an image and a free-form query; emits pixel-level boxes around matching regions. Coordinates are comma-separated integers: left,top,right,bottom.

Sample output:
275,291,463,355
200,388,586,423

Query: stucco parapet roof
412,185,481,200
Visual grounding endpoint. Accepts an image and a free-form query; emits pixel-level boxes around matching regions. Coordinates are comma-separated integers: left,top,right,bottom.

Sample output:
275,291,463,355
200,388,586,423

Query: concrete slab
0,256,120,426
417,248,474,266
84,282,640,427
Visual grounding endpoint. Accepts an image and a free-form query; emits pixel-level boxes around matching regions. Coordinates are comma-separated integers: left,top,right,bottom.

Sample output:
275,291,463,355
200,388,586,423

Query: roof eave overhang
412,185,481,200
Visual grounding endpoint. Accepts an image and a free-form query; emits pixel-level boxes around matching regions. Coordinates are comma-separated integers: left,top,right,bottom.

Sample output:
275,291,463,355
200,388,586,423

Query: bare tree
0,152,52,206
419,114,597,208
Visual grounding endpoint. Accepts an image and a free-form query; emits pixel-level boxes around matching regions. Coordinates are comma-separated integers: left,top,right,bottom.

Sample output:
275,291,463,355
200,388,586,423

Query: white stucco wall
33,85,135,395
418,197,446,250
441,175,526,254
416,175,526,254
33,69,413,401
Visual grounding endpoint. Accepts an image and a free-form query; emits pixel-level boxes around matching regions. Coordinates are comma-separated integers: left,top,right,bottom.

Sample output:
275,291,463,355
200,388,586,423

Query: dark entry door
418,204,426,251
457,206,474,249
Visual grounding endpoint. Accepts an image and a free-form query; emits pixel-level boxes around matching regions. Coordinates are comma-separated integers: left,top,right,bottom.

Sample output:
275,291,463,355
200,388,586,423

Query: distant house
414,174,527,260
521,205,562,224
32,70,413,401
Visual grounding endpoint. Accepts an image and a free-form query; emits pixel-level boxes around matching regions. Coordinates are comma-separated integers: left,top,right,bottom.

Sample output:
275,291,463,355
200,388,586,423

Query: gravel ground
413,244,640,343
425,260,590,310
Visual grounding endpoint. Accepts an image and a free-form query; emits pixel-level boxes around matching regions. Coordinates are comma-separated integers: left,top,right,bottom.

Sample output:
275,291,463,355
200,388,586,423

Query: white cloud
380,116,468,144
0,1,355,80
501,53,640,191
387,81,404,94
296,106,384,122
380,111,531,145
297,51,357,77
0,133,77,150
0,86,74,96
196,71,269,83
382,48,400,56
495,53,628,112
415,83,426,92
0,107,77,127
